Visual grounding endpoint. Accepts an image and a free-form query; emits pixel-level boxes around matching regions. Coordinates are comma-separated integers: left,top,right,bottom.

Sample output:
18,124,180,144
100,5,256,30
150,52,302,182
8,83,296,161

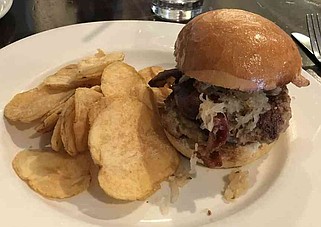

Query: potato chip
35,101,66,133
43,50,123,90
4,86,74,123
74,88,103,152
35,111,60,133
60,97,78,156
100,61,155,111
138,66,164,84
150,66,165,76
12,149,91,199
88,97,110,126
138,66,172,107
138,67,153,83
78,50,125,76
101,61,145,99
51,117,63,152
43,64,101,90
42,98,66,120
90,85,102,93
88,98,179,200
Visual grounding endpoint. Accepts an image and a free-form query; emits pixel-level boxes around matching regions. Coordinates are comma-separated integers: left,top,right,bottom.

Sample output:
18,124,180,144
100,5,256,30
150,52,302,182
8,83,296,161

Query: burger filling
149,70,291,168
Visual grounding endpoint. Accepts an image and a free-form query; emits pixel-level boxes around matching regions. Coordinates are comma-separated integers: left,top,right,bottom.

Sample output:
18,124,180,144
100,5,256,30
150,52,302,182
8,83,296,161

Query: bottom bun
164,130,274,168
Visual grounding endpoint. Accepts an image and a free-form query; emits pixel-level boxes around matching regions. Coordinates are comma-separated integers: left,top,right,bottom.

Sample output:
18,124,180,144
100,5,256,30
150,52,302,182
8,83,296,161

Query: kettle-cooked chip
150,66,165,76
42,98,67,119
88,97,110,127
51,117,63,152
90,85,102,93
35,111,60,133
43,50,124,90
60,97,78,156
78,51,125,76
101,62,154,110
43,64,101,90
4,86,74,123
101,61,145,99
88,98,179,201
12,149,91,199
138,66,172,107
35,101,66,133
138,66,164,84
74,88,103,152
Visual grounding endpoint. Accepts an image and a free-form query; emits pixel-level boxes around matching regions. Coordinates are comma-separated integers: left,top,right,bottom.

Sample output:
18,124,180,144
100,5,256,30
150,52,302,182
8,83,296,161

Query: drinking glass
151,0,204,22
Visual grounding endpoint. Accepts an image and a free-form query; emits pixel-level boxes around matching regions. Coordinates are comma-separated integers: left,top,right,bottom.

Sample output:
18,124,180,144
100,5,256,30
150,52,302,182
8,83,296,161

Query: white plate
0,21,319,227
0,0,13,19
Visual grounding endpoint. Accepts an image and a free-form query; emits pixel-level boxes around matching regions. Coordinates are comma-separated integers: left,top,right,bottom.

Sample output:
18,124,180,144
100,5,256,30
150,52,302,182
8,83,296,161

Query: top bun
174,9,309,91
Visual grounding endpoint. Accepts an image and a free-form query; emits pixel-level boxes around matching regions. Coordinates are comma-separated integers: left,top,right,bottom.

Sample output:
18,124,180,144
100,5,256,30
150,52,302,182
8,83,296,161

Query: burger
148,9,310,168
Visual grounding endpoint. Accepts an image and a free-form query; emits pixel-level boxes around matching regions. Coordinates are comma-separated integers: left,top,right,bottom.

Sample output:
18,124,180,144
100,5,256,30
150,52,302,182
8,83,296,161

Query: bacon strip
197,114,228,168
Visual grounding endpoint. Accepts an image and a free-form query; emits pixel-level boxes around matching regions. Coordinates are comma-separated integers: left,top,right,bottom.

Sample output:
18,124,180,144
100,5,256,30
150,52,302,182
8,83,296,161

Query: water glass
151,0,204,22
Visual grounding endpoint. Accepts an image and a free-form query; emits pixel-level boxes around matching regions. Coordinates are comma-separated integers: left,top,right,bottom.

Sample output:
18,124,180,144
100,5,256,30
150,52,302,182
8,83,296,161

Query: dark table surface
1,0,321,73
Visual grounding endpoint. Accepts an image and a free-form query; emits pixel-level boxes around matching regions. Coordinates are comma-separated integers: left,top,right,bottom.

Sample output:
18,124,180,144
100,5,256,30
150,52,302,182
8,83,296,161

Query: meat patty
246,87,291,144
161,93,208,146
161,85,291,146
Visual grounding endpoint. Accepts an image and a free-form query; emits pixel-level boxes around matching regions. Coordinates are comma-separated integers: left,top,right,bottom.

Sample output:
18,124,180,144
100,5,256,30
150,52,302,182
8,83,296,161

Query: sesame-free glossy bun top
174,9,309,91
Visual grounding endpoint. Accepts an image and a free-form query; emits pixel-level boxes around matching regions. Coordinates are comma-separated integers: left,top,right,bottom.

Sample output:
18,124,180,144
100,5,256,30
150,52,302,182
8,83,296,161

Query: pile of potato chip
5,50,179,200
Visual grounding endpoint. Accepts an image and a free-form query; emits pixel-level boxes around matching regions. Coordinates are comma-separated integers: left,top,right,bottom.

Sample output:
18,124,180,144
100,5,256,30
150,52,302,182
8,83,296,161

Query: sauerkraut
223,170,249,202
197,87,271,138
189,143,199,175
197,95,225,131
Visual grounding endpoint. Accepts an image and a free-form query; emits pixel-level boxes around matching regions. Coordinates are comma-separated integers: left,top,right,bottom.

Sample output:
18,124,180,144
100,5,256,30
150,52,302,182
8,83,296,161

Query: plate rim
0,20,184,53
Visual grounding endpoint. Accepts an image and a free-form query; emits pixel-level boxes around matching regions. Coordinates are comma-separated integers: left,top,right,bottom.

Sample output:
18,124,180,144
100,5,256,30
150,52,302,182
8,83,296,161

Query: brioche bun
174,9,309,91
164,130,273,168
